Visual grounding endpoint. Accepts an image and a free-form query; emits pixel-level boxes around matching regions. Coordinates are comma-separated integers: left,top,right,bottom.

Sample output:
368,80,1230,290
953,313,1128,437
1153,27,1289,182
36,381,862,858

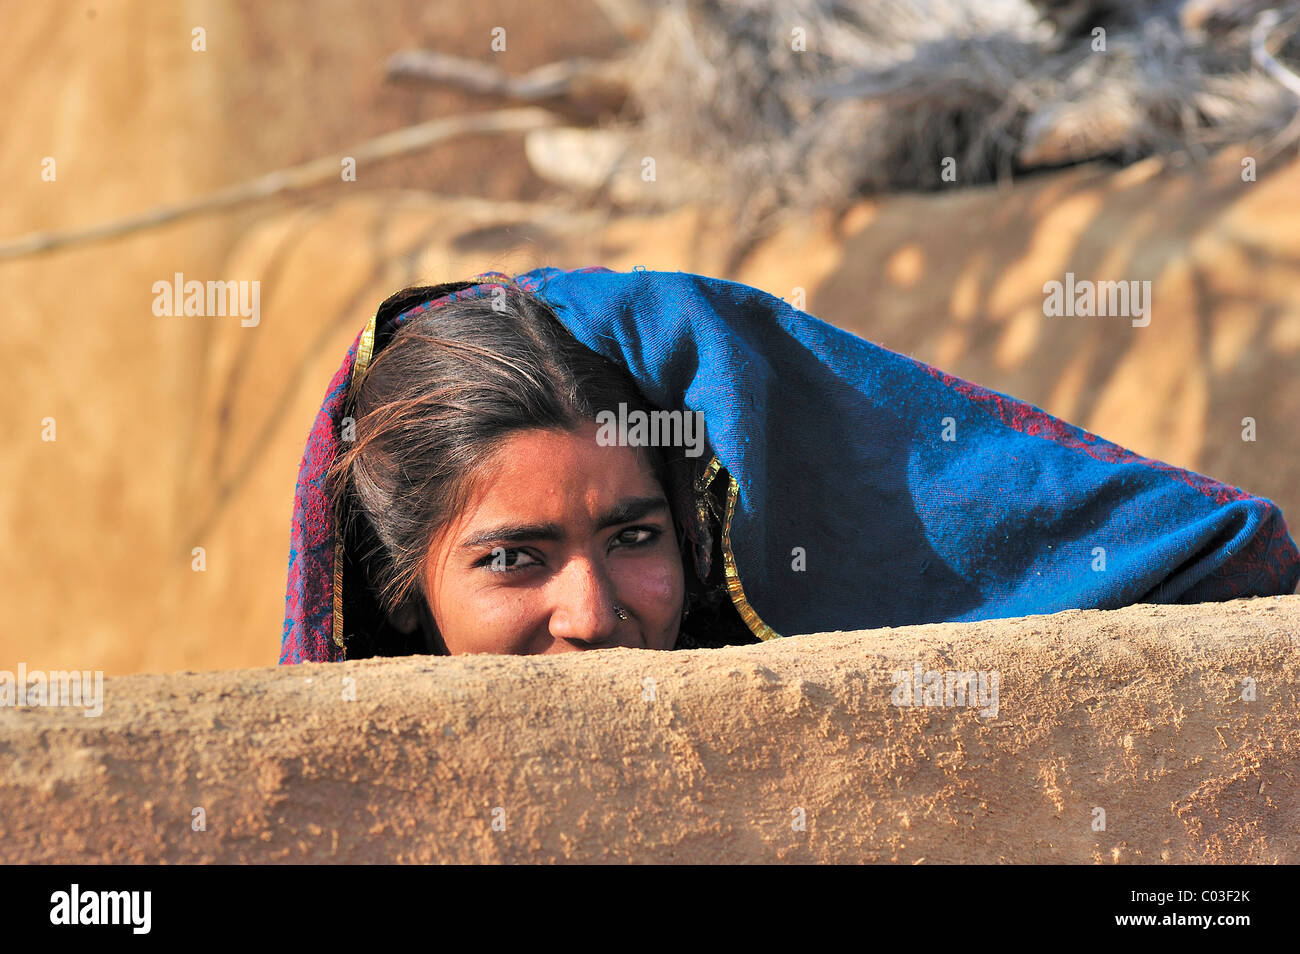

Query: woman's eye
613,526,660,548
479,547,540,573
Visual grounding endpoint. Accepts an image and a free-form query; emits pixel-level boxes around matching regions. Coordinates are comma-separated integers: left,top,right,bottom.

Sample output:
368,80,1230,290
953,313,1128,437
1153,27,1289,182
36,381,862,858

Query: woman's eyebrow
594,495,670,530
458,496,669,550
459,523,563,550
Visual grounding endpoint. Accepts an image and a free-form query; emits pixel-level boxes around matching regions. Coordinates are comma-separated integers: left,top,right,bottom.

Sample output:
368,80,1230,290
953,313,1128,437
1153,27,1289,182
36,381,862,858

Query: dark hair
329,281,697,653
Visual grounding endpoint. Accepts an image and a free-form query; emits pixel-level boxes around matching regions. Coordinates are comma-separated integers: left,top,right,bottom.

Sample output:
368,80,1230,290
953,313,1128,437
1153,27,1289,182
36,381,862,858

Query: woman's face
421,422,686,654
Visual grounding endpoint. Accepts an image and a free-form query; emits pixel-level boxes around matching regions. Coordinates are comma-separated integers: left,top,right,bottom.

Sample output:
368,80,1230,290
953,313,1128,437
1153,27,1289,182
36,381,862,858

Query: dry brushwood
384,1,1300,261
619,0,1300,209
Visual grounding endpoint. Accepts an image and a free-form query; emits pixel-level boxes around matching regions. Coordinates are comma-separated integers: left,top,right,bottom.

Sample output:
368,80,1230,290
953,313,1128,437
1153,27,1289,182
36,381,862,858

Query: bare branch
1252,8,1300,99
0,108,560,261
385,49,630,108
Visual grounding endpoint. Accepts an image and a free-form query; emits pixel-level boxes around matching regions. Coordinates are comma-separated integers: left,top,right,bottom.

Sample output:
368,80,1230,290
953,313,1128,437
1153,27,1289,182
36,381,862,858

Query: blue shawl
281,266,1298,663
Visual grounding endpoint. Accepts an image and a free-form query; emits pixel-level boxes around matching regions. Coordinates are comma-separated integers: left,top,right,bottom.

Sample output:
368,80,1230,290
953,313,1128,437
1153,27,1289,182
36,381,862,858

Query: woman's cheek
631,557,684,616
437,576,528,654
647,569,680,605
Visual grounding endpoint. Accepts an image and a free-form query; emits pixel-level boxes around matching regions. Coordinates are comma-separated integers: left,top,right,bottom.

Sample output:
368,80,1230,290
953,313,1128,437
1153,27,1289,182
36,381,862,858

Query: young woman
281,266,1300,663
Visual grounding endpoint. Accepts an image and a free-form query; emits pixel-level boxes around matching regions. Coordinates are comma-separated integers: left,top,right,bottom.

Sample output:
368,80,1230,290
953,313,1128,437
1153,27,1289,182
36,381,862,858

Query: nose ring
613,603,629,621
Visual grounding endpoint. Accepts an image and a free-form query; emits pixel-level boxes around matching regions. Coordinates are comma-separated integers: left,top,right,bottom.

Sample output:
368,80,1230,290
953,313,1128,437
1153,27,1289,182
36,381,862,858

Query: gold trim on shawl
700,455,782,642
331,314,379,656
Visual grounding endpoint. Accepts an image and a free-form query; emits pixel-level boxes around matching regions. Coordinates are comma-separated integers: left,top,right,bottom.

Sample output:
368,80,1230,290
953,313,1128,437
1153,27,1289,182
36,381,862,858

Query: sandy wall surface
1,596,1296,864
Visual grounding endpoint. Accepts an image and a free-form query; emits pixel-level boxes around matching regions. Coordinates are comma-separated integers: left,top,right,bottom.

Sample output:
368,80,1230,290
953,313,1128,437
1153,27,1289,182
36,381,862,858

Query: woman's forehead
468,427,666,515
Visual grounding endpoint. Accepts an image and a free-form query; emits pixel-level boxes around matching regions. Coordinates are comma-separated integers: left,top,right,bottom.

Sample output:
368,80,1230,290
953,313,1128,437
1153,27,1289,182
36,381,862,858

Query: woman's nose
547,558,621,647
